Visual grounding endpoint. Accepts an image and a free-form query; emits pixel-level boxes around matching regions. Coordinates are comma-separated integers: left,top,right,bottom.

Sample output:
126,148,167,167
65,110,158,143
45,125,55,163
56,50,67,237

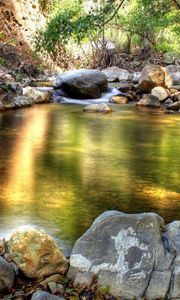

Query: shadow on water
0,104,180,254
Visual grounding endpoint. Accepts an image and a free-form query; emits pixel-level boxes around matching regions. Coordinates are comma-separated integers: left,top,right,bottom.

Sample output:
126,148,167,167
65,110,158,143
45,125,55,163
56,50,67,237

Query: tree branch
104,0,126,25
109,24,156,46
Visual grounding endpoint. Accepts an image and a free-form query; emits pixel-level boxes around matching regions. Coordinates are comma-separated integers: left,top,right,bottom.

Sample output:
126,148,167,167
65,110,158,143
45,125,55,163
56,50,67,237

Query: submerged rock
137,94,160,108
139,65,172,92
83,103,111,113
68,211,175,299
55,69,107,99
0,257,15,291
8,227,68,278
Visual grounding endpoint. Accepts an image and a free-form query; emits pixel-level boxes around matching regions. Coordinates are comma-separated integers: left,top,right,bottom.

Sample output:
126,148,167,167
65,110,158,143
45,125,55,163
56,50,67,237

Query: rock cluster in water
0,61,180,114
103,64,180,113
52,64,180,114
0,211,179,300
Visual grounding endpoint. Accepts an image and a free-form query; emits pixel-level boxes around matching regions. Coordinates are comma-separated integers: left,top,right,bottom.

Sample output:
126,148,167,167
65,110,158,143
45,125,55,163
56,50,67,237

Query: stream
0,94,180,255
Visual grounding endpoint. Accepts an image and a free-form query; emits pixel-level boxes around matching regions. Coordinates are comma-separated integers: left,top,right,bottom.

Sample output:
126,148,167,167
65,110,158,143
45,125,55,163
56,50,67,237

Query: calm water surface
0,103,180,254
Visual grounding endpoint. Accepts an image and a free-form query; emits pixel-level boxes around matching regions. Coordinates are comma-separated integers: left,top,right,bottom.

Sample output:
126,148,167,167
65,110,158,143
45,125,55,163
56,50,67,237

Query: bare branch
109,24,156,46
104,0,126,25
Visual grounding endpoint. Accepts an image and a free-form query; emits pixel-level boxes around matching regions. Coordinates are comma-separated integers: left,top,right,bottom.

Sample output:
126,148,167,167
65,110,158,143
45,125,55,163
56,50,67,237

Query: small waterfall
54,87,120,105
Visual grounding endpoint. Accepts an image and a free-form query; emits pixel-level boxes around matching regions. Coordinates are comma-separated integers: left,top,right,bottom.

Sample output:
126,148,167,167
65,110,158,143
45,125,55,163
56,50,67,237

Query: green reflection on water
0,104,180,252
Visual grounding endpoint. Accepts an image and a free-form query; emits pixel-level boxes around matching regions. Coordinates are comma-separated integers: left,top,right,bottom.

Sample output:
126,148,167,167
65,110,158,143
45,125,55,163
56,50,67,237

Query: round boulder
8,227,68,278
55,69,107,99
151,87,169,101
0,257,15,291
139,65,172,92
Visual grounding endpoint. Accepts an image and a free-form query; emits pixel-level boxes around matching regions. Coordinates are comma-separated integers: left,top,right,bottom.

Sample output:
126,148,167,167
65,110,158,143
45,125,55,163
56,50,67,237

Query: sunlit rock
83,103,111,113
55,69,107,99
109,95,128,104
0,257,15,291
139,65,172,92
68,211,174,299
14,96,33,108
151,87,169,101
8,227,68,278
23,86,51,103
137,94,160,108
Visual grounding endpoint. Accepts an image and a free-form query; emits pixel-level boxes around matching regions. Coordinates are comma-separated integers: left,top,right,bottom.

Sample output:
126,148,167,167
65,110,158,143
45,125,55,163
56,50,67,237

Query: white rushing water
58,87,120,105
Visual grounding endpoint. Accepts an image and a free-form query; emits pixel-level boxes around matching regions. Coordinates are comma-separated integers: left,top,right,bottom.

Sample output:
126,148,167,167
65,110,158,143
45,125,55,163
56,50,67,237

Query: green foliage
0,31,5,40
35,0,117,54
35,0,179,65
115,0,180,52
0,56,5,65
99,285,110,295
38,63,46,72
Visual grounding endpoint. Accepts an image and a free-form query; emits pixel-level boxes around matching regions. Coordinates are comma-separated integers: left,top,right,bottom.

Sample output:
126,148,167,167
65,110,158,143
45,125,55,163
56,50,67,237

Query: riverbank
0,63,180,114
0,211,179,300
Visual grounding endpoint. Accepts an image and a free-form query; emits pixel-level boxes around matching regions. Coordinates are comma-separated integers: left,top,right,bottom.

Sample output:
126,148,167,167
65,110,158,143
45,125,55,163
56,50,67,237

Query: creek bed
0,103,180,255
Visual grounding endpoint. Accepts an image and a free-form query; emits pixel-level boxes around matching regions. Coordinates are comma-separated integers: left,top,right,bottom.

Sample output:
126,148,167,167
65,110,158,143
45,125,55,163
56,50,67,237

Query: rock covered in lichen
139,65,172,92
8,227,68,278
68,211,175,299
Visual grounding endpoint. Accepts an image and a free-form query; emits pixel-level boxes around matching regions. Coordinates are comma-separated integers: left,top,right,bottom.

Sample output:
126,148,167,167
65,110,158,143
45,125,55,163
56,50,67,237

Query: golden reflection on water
2,107,50,203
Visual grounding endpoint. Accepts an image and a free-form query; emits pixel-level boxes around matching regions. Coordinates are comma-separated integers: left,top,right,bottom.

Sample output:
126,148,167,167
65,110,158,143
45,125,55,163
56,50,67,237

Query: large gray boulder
68,211,175,300
164,221,180,299
0,257,15,291
55,69,107,99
